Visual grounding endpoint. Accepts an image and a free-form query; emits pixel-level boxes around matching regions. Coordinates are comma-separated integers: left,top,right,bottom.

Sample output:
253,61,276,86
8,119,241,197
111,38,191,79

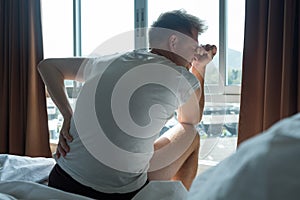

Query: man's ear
168,34,178,52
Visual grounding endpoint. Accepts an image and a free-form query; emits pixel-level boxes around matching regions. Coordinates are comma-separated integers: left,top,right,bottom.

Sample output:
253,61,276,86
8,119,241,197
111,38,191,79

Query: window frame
43,0,241,164
140,0,241,101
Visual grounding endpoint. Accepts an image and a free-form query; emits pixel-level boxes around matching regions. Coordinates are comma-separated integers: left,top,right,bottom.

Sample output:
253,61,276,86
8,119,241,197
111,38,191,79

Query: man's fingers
195,45,214,61
59,134,70,152
196,46,206,55
57,143,67,157
55,149,61,159
212,46,217,56
194,51,212,62
201,44,217,56
62,130,73,142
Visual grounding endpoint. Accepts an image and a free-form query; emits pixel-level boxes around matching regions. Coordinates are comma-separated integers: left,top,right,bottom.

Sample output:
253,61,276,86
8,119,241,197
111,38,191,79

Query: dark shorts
48,164,148,200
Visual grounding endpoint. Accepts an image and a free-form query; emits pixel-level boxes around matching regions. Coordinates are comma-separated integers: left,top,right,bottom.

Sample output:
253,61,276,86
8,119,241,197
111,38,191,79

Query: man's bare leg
147,123,200,190
171,142,199,189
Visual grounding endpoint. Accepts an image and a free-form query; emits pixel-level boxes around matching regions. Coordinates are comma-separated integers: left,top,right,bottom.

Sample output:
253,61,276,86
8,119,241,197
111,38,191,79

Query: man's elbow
177,114,201,126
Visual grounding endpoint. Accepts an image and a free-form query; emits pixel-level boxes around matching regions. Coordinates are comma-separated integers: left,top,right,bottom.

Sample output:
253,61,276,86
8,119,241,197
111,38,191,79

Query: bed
0,154,90,199
1,113,300,199
0,154,187,199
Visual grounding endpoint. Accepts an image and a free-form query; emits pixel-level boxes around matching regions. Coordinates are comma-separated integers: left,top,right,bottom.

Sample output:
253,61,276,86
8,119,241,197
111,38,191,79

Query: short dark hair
150,9,207,38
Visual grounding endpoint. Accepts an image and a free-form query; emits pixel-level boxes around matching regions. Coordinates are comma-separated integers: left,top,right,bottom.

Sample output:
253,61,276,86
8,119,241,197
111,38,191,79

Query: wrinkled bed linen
0,181,92,200
0,154,55,183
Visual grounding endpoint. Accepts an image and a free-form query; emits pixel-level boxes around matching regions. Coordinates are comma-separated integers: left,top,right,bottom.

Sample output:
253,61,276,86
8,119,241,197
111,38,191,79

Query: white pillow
188,113,300,200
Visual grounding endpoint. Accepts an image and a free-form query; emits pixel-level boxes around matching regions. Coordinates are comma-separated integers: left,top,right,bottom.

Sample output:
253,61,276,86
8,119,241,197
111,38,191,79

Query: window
41,0,74,144
227,0,244,86
146,0,244,174
41,0,134,142
42,0,245,173
41,0,73,58
148,0,220,87
81,0,134,56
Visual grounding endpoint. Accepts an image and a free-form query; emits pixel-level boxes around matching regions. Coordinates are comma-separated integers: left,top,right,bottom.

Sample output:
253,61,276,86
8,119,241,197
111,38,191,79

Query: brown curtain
0,0,51,157
238,0,300,145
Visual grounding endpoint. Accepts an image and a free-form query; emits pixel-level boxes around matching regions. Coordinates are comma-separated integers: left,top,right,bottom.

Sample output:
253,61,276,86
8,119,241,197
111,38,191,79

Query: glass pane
41,0,73,58
41,0,74,142
226,0,245,85
81,0,134,56
148,0,219,85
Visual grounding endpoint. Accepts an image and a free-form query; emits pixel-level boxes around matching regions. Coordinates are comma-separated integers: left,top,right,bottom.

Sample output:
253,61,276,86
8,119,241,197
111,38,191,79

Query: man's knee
181,123,200,149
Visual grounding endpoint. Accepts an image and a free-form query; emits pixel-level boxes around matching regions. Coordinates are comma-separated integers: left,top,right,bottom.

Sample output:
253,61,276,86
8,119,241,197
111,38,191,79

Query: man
38,10,217,199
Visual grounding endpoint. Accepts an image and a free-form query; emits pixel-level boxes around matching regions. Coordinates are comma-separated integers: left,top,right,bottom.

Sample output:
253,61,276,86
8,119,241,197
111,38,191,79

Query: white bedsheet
0,154,55,183
0,180,187,200
0,154,188,199
0,181,92,200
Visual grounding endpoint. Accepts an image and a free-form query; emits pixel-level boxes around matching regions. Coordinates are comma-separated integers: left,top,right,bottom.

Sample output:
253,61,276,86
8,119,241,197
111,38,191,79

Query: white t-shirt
57,50,200,193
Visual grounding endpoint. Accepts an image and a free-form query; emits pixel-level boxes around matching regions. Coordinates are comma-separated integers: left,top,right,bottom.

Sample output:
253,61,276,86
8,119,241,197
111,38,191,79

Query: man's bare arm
177,45,217,126
38,58,87,157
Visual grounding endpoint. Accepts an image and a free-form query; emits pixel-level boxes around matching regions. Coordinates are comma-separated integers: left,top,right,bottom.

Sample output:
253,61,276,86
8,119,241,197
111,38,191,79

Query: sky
41,0,245,58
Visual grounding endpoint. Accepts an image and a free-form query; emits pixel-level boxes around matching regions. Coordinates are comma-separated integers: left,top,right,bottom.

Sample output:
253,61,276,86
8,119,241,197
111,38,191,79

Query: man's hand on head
202,44,217,56
191,44,217,74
